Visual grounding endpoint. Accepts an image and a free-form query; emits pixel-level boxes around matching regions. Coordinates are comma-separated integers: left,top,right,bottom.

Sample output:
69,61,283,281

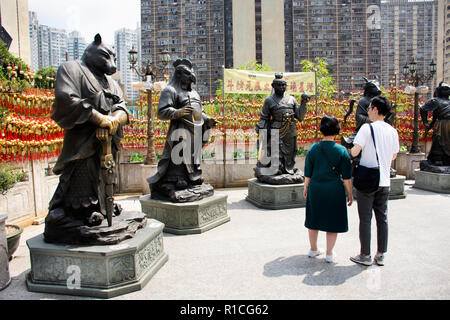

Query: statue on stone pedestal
44,34,146,245
148,59,218,202
254,73,310,185
419,82,450,173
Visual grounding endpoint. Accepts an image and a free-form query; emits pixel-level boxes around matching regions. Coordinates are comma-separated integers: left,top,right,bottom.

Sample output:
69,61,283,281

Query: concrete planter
414,170,450,194
394,152,426,180
0,214,11,291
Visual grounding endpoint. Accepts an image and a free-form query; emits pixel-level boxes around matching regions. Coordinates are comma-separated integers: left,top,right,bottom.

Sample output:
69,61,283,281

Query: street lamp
128,48,171,165
401,57,436,153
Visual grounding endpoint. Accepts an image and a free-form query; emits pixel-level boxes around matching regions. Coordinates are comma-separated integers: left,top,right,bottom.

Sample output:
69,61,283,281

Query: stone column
0,214,11,291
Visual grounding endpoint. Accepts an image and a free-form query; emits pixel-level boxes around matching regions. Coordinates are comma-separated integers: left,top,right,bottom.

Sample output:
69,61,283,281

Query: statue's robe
49,61,129,216
255,94,306,175
420,97,450,165
147,85,213,189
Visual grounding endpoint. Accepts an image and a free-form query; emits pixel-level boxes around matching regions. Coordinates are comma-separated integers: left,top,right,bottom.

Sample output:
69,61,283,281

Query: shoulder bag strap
318,142,342,179
369,123,380,167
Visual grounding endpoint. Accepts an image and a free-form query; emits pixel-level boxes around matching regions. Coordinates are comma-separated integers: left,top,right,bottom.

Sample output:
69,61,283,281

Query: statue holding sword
44,34,146,245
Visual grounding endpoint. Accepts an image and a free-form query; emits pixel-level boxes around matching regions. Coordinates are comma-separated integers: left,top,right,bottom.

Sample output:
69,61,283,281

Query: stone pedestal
413,170,450,194
246,178,306,210
353,175,406,200
395,152,426,180
140,193,229,235
0,214,11,291
26,219,168,299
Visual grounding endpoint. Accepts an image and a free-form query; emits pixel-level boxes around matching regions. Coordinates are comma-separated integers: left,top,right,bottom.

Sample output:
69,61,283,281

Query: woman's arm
343,179,353,206
303,177,311,200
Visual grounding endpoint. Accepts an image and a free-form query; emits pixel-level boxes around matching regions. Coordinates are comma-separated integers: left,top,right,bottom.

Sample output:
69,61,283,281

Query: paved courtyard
1,184,449,300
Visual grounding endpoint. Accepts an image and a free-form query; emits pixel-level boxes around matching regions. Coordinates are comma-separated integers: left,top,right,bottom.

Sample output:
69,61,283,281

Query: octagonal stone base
246,178,306,210
139,193,229,235
26,219,168,299
413,170,450,194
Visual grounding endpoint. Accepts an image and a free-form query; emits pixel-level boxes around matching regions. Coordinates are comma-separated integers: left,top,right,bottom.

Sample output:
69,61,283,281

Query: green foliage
34,66,56,89
297,148,306,156
236,61,271,72
202,150,214,160
0,165,25,195
300,57,336,98
250,149,259,159
234,150,245,159
400,145,408,152
130,152,144,163
0,40,33,92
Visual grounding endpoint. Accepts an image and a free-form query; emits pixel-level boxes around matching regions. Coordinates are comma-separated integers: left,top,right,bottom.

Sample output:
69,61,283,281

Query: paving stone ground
1,185,449,300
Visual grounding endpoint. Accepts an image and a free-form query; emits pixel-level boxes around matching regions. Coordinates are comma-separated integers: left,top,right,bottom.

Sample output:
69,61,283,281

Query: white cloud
28,0,140,46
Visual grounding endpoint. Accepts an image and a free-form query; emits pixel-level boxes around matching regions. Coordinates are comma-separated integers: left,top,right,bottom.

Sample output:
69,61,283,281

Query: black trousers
356,187,390,256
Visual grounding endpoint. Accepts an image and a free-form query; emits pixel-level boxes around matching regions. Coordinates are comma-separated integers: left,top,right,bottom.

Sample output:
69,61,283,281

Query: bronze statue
420,82,450,173
148,59,218,202
254,73,310,184
341,77,396,177
341,77,383,148
44,34,146,245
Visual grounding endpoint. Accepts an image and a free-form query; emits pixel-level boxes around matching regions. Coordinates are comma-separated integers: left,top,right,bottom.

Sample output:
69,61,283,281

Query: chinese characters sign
224,69,316,95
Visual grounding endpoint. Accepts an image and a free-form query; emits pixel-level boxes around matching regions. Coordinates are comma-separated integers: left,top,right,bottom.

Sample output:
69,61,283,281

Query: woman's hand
303,187,308,200
347,193,353,207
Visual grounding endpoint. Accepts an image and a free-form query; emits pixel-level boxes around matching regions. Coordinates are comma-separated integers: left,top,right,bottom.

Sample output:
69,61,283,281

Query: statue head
272,73,287,97
170,58,196,91
434,82,450,99
82,34,117,75
362,77,382,98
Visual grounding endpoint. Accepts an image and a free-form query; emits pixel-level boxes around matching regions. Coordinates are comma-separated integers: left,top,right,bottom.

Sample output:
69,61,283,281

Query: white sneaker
326,252,336,263
308,248,324,258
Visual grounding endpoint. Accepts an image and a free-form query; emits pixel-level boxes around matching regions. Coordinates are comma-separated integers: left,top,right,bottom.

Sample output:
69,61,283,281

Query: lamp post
401,57,436,153
128,48,171,165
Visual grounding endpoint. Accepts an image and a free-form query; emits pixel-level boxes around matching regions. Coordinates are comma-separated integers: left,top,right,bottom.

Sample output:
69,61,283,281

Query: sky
28,0,141,46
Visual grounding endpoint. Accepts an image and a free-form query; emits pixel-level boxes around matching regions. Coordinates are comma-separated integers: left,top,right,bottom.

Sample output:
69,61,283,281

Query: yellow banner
223,69,316,95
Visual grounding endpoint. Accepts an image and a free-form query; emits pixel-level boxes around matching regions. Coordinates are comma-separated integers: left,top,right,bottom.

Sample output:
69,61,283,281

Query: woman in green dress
303,116,353,263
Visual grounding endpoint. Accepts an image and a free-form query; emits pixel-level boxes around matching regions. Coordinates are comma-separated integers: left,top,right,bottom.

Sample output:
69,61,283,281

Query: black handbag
353,124,380,193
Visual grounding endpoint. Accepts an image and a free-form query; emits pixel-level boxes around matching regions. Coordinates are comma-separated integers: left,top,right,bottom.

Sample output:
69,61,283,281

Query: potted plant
6,224,23,260
0,165,25,260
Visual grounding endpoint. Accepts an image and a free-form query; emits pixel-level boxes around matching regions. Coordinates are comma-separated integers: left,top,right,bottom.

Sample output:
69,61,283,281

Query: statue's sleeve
420,98,439,113
51,63,94,130
294,97,307,122
157,88,178,121
256,99,271,130
111,81,130,125
355,101,370,126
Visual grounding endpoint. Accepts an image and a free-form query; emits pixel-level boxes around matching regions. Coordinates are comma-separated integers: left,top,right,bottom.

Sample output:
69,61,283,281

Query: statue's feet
85,212,104,227
176,178,188,190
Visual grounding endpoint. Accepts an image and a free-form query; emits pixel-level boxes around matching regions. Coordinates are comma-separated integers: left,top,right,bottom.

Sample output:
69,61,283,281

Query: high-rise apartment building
48,28,67,68
115,27,141,102
442,0,450,83
141,0,225,98
380,0,439,89
29,11,39,71
286,0,382,91
68,31,87,61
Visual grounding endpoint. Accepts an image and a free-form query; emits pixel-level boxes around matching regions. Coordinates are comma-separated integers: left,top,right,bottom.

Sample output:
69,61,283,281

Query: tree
0,40,33,92
300,57,336,98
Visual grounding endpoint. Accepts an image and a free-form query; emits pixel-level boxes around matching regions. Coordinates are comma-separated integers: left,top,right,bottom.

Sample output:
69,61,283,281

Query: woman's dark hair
370,96,391,116
320,115,340,136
